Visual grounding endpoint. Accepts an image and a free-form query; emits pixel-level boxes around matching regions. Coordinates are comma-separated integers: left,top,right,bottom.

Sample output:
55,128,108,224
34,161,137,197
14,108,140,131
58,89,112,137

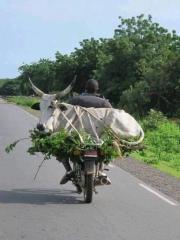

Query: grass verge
6,96,40,107
131,111,180,178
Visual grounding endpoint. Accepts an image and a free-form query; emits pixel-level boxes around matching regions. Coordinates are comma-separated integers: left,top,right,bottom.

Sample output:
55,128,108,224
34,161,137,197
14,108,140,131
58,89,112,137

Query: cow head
29,76,76,132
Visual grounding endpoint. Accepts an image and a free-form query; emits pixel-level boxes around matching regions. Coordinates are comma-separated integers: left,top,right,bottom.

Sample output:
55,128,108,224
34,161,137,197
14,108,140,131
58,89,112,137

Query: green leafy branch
5,138,29,153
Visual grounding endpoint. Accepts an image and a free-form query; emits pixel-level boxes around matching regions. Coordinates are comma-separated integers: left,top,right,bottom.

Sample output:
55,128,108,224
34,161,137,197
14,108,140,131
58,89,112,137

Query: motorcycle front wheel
84,174,94,203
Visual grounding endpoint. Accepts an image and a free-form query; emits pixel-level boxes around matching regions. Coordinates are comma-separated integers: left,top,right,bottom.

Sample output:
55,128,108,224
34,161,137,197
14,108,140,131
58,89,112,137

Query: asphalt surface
0,101,180,240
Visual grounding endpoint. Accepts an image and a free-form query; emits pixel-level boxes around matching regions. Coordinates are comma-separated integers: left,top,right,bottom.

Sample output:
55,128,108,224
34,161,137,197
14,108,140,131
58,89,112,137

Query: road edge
114,157,180,202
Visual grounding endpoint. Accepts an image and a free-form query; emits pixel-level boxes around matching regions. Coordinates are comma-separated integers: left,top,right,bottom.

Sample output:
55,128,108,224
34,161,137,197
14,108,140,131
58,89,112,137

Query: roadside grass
6,96,40,107
131,111,180,178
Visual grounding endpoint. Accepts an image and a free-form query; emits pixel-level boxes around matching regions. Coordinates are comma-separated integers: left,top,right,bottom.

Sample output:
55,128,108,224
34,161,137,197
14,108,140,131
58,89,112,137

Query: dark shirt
69,93,112,108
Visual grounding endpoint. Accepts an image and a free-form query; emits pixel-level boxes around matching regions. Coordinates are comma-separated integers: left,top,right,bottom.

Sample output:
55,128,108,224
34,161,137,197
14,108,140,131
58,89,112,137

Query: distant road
0,101,180,240
0,96,6,104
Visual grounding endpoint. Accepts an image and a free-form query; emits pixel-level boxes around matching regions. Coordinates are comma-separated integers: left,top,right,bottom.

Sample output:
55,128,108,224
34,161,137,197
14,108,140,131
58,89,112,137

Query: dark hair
85,79,99,93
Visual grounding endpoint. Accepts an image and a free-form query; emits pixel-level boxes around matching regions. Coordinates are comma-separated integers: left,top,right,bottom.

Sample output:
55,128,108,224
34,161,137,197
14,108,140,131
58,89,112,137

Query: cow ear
31,102,40,110
58,103,68,111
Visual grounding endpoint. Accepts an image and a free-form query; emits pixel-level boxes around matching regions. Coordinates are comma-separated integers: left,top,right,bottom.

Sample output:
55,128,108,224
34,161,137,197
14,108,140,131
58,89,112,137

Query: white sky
0,0,180,78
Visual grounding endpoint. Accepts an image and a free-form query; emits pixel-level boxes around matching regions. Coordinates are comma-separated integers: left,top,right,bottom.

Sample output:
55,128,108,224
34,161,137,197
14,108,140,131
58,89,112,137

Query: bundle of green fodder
25,128,142,164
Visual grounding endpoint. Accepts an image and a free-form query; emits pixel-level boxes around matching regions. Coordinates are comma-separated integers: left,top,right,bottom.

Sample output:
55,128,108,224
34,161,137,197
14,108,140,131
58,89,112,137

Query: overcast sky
1,0,180,78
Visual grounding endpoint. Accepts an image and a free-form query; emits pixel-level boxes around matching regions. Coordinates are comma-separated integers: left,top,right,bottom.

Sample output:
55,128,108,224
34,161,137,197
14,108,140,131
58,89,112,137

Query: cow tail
120,127,145,146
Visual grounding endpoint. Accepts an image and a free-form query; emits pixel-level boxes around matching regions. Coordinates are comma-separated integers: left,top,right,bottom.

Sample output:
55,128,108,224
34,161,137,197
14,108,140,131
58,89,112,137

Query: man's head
85,79,99,94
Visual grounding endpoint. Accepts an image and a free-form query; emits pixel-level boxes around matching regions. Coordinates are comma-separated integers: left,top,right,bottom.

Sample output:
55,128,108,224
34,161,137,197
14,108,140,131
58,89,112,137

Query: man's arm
103,99,112,108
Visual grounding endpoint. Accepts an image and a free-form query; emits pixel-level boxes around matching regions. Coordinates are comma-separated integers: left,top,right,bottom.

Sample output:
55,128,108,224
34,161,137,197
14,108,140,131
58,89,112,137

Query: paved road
0,102,180,240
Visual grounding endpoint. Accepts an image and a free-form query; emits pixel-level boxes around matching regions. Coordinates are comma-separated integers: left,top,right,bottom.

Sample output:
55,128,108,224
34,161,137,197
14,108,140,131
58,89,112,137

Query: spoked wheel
83,174,94,203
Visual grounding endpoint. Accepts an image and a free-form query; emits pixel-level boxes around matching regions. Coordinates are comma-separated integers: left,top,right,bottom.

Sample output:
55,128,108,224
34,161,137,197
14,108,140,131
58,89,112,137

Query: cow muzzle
36,123,45,131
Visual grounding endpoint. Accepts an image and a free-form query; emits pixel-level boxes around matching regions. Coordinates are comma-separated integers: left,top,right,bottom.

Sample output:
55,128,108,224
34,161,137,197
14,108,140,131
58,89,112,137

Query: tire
84,174,94,203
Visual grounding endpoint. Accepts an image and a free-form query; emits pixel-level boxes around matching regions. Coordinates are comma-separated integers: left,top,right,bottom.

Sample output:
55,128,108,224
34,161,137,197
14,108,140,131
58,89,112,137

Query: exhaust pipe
94,176,111,186
100,176,110,185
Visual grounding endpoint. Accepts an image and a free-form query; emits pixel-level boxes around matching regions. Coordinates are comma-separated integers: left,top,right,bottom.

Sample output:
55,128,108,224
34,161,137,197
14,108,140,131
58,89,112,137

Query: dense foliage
27,129,123,164
0,79,21,95
6,128,140,164
0,15,179,117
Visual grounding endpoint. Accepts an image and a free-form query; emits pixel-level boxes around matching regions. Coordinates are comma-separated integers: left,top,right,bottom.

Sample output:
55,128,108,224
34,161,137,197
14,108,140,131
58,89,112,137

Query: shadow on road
0,188,83,205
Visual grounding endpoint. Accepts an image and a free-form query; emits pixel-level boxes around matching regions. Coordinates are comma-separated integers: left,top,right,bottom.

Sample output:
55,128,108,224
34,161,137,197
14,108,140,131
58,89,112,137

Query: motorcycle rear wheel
84,174,94,203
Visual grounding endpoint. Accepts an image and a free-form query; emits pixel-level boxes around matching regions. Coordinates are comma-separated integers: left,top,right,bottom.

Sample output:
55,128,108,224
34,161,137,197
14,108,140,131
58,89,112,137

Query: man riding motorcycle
59,79,112,185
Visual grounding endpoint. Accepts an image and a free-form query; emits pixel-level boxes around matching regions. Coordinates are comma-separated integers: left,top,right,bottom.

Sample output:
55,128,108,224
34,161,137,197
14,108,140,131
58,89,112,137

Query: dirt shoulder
114,157,180,202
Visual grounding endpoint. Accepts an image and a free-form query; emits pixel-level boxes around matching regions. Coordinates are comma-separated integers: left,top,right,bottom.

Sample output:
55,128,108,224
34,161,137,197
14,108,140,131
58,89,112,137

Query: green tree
95,15,180,116
11,14,179,117
18,59,56,95
53,52,77,92
0,80,20,95
72,38,103,92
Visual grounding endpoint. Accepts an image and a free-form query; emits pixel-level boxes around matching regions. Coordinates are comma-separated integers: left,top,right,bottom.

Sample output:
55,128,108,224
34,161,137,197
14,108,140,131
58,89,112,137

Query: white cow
29,77,144,145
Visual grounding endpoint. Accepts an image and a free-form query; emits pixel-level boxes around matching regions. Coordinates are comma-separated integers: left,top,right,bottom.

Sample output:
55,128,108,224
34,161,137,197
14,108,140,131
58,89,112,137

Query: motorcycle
71,148,110,203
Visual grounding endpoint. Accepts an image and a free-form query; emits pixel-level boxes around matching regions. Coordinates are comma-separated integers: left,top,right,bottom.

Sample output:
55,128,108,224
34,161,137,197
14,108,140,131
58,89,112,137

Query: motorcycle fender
84,160,95,175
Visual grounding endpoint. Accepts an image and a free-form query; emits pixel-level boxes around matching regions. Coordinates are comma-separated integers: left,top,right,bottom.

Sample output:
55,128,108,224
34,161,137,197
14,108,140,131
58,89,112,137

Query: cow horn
56,75,77,99
28,77,45,97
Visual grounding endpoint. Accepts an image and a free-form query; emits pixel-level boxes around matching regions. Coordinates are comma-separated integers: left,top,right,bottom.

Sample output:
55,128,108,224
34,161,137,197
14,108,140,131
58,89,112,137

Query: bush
142,109,167,130
0,81,20,95
119,81,151,117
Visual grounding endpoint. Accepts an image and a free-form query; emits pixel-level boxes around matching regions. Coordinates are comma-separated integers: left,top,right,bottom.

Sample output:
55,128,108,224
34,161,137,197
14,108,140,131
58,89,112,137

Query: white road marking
139,183,177,206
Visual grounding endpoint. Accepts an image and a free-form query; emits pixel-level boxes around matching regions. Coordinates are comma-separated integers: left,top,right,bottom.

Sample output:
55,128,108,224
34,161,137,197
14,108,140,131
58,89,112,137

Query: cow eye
49,105,53,109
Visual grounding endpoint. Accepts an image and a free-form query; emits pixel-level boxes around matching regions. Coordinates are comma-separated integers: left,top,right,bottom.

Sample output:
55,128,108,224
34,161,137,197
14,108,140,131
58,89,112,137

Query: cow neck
59,106,84,143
